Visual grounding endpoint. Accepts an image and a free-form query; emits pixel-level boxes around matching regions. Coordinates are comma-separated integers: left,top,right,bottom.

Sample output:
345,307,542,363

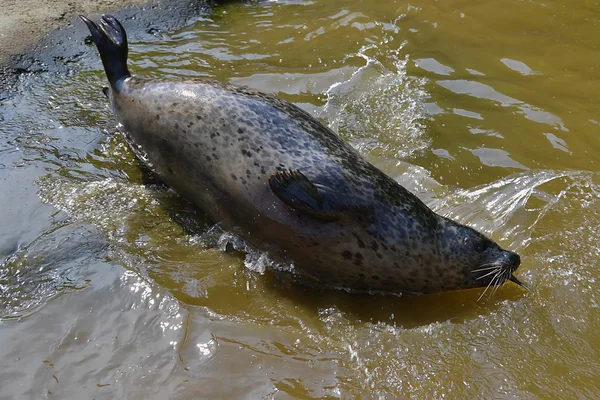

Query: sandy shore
0,0,210,100
0,0,152,64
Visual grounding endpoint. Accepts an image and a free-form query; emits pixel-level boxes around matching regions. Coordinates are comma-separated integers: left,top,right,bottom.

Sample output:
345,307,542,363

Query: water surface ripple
1,0,600,398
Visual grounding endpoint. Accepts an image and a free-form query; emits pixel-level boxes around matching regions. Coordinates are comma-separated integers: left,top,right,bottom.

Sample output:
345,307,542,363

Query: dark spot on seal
352,233,365,248
354,252,363,260
341,251,352,260
196,115,202,120
231,174,237,181
242,149,252,157
371,241,379,252
238,128,245,134
372,275,380,280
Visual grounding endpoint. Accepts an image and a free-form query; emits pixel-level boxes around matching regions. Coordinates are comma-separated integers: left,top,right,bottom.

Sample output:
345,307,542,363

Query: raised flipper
268,169,342,222
81,14,131,92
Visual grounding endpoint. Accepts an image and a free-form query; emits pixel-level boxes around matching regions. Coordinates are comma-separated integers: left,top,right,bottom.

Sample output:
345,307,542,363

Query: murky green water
2,0,600,398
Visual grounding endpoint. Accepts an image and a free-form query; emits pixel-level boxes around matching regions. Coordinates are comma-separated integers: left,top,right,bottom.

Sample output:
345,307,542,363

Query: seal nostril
509,252,521,267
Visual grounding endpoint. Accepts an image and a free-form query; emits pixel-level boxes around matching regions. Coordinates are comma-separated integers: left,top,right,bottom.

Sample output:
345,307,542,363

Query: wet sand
0,0,149,64
0,0,210,99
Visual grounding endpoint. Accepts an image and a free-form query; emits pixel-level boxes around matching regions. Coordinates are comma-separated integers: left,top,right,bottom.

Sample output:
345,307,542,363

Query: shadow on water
263,273,527,329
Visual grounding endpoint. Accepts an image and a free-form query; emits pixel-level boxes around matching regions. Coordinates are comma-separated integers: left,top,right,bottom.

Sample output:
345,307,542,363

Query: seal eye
476,239,490,252
464,237,490,251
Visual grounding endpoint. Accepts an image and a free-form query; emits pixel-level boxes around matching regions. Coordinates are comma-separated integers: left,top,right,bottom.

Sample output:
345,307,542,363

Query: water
2,0,600,398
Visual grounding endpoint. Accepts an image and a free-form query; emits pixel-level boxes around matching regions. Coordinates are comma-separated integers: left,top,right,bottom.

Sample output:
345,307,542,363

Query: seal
81,14,525,295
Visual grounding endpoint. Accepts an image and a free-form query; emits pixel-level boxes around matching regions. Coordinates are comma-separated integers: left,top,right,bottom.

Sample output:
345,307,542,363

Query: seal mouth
472,259,527,301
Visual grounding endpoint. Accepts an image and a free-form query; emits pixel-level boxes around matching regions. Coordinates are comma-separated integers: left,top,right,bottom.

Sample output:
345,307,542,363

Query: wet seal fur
82,14,525,296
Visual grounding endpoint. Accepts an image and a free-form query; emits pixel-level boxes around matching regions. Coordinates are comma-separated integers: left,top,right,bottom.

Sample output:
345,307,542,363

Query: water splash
38,177,166,243
190,227,295,275
429,169,596,250
320,41,429,159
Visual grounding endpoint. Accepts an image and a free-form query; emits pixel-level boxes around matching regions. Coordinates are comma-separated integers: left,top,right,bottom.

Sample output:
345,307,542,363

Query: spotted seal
81,14,524,295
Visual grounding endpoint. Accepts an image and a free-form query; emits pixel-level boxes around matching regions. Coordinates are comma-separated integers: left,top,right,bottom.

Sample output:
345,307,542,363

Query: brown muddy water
2,0,600,398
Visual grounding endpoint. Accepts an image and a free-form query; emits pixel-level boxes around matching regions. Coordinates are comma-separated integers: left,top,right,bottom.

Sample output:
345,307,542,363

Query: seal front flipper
268,169,342,222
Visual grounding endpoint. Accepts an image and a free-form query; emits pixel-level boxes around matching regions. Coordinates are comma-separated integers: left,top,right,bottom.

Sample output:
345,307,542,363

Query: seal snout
505,251,521,271
504,250,528,290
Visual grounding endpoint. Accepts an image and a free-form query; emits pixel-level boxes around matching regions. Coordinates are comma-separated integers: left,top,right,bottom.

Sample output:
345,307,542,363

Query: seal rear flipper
268,169,342,222
80,14,130,92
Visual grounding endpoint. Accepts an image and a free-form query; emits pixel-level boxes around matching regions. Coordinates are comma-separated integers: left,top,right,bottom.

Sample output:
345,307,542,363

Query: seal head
438,217,523,296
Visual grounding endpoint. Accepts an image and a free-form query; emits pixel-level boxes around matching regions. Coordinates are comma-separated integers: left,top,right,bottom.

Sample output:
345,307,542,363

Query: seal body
82,15,523,295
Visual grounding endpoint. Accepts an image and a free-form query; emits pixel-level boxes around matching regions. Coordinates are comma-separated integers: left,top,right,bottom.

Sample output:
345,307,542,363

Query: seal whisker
489,270,508,298
487,269,506,300
475,267,502,280
480,262,500,267
472,262,505,272
477,269,502,302
472,266,501,273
